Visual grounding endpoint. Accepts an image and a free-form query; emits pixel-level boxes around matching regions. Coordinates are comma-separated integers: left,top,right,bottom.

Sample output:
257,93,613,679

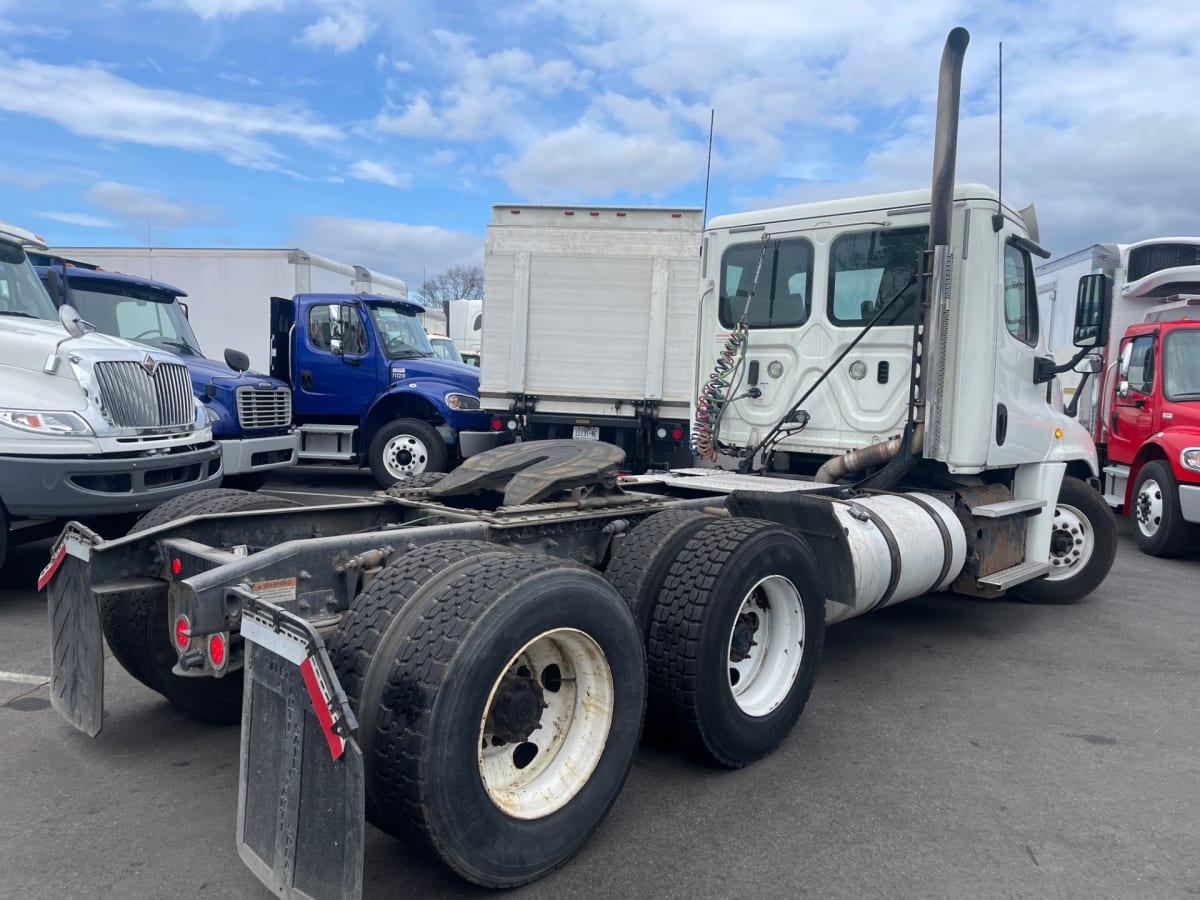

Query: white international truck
0,222,220,572
49,247,409,373
42,27,1117,900
473,206,702,471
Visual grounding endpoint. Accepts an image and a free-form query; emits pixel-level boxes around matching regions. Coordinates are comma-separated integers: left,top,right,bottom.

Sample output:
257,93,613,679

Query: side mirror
1117,380,1130,399
43,268,66,307
1073,353,1102,375
58,304,88,339
224,348,250,372
1073,274,1110,348
179,301,190,320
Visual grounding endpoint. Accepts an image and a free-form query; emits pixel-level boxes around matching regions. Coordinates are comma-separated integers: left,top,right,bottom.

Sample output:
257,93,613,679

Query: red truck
1037,240,1200,556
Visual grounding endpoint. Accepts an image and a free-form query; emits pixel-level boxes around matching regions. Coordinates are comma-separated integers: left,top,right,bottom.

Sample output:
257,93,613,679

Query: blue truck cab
270,293,489,487
35,259,299,490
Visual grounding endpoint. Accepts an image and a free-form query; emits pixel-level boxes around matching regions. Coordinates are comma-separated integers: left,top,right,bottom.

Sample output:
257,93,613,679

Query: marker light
1054,427,1064,439
171,558,182,575
174,615,191,650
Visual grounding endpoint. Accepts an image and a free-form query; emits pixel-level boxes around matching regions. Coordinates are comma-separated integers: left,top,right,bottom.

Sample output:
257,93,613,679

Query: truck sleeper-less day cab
42,29,1117,900
269,293,490,486
0,224,220,571
34,259,299,490
1037,239,1200,555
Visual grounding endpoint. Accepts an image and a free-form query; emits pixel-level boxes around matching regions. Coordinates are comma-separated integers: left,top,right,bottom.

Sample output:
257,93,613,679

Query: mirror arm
1034,344,1095,385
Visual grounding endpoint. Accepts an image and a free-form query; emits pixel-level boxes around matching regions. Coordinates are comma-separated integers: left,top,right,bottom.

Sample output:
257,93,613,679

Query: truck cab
0,222,221,571
34,259,299,490
270,293,489,486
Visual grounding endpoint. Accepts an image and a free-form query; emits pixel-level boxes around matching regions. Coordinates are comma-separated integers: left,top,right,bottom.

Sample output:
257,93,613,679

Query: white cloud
348,159,410,189
35,211,114,228
0,54,340,169
293,215,483,292
84,182,221,229
499,125,706,199
299,11,373,54
376,95,440,137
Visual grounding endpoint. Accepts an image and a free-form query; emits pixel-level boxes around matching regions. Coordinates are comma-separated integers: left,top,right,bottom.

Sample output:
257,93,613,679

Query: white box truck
48,247,408,373
476,205,702,471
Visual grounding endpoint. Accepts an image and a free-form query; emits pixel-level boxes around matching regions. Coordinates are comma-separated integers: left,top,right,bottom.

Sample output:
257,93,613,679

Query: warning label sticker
251,576,298,605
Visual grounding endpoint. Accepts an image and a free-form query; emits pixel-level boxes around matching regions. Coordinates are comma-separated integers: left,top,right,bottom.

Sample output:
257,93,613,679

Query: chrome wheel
1045,502,1096,582
380,432,429,478
725,575,805,717
1135,477,1165,538
478,628,614,820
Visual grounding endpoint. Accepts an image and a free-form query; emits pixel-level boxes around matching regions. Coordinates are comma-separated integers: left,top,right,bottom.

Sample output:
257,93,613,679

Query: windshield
67,278,204,356
367,303,434,359
1163,330,1200,401
0,241,59,321
428,336,463,363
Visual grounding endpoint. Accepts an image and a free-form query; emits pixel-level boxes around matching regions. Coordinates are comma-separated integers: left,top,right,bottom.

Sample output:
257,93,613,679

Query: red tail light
491,418,504,431
174,615,190,650
207,633,228,670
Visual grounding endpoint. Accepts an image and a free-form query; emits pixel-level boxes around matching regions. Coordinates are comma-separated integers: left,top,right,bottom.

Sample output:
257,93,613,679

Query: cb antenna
700,108,715,252
992,42,1004,232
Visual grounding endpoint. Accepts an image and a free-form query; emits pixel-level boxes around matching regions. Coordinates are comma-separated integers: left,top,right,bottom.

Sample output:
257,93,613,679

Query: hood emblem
142,355,157,375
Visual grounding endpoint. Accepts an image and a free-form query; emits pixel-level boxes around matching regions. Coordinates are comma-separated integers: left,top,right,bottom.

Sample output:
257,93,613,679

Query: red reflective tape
300,656,345,760
37,542,68,592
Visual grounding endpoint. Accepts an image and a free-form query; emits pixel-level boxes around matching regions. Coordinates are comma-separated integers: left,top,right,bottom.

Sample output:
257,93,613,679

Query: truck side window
828,226,927,326
1126,334,1155,394
308,305,333,351
342,309,368,355
1003,243,1039,346
719,239,813,328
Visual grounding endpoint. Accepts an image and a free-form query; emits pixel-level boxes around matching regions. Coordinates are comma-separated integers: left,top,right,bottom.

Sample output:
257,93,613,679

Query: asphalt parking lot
2,468,1198,899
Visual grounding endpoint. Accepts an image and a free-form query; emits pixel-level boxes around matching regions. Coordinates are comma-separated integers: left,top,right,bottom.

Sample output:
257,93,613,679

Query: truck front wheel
1131,460,1195,558
368,418,448,488
1015,476,1116,604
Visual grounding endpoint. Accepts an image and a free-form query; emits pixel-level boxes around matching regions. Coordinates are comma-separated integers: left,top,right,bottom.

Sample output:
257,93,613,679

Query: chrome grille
93,360,194,429
236,386,292,429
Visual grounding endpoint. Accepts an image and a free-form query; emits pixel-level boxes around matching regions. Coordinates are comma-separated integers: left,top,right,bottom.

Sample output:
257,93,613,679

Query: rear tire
368,418,448,488
604,510,714,644
99,489,298,722
357,554,645,887
1015,476,1116,604
647,518,825,768
1130,460,1195,558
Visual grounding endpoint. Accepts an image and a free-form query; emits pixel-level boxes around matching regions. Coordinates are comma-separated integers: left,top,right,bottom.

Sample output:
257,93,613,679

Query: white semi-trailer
49,247,408,373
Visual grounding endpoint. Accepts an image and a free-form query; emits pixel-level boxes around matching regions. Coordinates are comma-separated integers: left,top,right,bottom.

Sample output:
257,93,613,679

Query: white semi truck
42,27,1116,900
0,222,220,572
49,247,409,373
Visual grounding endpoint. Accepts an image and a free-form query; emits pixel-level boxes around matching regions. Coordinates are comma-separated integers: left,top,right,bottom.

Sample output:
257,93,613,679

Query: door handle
300,370,313,391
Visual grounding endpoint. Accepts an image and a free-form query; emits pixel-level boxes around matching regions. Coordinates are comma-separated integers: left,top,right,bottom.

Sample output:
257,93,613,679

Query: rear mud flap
43,535,104,737
237,603,364,900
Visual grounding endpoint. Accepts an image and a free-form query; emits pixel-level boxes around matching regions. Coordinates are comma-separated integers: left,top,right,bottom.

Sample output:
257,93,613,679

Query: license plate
572,425,600,441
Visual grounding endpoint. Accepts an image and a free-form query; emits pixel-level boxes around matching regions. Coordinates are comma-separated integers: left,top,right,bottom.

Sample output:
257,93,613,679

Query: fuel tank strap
893,492,956,594
843,500,902,612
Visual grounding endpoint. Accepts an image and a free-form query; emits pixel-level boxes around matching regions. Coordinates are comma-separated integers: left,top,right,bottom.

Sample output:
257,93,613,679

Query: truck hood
185,354,285,391
388,355,481,391
0,317,154,376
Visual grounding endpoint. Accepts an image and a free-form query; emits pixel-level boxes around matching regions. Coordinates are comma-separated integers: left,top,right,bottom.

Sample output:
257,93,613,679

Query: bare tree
420,264,483,305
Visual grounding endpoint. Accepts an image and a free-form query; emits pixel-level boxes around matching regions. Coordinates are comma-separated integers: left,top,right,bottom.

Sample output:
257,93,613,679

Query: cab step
977,560,1051,590
971,498,1046,518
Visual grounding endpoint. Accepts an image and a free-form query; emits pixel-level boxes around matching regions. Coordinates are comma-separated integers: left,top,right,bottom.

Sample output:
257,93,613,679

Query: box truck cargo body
475,204,703,471
50,248,408,373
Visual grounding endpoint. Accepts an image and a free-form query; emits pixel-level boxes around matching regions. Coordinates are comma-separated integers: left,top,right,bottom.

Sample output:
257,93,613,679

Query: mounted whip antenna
992,42,1004,233
701,108,715,252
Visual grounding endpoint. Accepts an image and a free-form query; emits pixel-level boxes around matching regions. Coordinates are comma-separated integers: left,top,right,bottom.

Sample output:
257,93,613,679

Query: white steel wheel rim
1045,503,1096,582
726,575,805,717
1135,478,1165,538
381,433,428,478
478,627,614,820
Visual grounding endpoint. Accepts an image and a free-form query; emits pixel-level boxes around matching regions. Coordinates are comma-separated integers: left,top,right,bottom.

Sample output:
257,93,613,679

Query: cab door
291,299,377,418
1107,331,1157,465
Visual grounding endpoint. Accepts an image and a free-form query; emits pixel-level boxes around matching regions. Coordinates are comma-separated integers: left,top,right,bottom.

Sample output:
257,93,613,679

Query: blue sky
2,0,1196,292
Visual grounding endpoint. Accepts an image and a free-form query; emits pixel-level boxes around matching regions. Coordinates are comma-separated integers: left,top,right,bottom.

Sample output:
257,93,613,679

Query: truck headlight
444,392,480,410
1181,448,1200,473
202,405,222,424
0,409,93,435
